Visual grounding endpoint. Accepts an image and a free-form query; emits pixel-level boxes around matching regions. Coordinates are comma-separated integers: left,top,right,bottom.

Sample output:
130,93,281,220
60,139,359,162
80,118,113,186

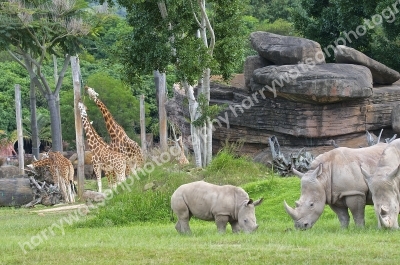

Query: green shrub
75,150,275,228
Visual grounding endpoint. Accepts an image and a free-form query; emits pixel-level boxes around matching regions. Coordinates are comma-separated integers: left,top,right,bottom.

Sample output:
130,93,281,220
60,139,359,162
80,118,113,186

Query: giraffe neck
80,114,101,151
93,98,121,139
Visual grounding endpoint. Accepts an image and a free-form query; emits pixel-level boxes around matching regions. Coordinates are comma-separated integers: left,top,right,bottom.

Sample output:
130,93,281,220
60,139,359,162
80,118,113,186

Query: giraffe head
85,86,99,100
78,102,88,117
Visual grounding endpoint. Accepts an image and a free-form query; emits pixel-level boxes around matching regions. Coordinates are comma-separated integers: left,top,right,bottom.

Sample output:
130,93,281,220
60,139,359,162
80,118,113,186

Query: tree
105,0,247,167
292,0,374,60
0,0,92,154
22,113,52,144
292,0,400,69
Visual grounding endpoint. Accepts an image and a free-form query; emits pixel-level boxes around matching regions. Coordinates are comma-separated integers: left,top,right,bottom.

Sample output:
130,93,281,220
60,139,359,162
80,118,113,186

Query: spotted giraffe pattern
86,86,144,172
78,102,131,192
28,152,75,203
177,136,189,165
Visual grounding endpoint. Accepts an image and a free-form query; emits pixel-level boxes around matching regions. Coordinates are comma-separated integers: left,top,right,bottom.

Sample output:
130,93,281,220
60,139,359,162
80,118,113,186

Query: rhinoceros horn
284,200,298,220
379,206,391,228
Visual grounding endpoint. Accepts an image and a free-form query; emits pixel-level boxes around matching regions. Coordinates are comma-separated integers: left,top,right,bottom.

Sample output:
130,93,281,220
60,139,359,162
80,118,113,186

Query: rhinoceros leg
345,195,366,227
175,219,191,234
329,205,350,228
172,201,192,233
230,221,240,233
215,215,229,233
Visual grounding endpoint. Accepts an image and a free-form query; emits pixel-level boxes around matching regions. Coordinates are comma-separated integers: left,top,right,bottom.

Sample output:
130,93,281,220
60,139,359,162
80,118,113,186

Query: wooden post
140,95,147,156
15,84,24,175
71,56,85,199
158,71,168,152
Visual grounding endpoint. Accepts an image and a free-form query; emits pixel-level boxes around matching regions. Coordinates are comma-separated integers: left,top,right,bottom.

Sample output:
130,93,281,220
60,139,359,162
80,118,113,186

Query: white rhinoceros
361,139,400,229
171,181,263,233
284,143,387,229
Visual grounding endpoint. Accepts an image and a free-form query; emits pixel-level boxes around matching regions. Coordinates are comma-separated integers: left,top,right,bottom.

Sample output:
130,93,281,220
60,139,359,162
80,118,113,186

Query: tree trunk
53,55,63,151
186,83,202,167
47,94,62,151
15,84,24,174
203,68,212,166
29,82,40,159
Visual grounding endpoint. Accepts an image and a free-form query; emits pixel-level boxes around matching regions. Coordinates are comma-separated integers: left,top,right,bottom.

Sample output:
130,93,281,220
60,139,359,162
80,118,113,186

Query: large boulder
0,178,33,206
0,165,20,178
251,63,373,104
335,45,400,85
392,103,400,134
244,55,273,89
250,31,325,65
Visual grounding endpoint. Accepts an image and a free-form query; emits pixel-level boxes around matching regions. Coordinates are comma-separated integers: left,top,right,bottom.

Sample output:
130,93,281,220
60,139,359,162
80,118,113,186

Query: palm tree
22,113,52,146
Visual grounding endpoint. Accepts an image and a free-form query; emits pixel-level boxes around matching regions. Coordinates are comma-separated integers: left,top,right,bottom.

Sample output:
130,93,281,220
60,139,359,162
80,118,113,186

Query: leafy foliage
246,0,299,22
191,94,226,127
22,112,52,143
84,72,149,140
292,0,375,61
0,61,30,132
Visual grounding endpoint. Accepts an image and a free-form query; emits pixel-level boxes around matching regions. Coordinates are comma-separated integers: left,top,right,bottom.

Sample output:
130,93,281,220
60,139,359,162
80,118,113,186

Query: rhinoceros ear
360,166,372,183
310,163,323,180
252,198,264,206
387,165,400,180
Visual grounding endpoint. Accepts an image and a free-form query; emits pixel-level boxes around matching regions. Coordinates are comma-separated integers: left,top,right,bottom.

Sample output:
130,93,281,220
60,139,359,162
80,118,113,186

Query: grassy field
1,151,400,264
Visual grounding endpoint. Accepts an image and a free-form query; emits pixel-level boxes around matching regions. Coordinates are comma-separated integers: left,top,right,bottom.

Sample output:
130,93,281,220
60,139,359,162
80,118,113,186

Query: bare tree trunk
47,94,62,151
15,84,24,174
53,55,63,152
203,68,212,166
29,82,40,159
71,56,84,199
185,83,202,167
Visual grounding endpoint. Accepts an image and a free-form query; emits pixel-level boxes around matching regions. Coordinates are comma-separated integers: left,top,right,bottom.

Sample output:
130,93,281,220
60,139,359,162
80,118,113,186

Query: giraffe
27,151,76,203
177,136,189,165
85,86,144,173
78,102,132,192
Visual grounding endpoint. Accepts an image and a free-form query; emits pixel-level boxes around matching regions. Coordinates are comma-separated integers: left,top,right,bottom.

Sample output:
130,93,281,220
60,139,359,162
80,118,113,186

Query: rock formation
166,32,400,166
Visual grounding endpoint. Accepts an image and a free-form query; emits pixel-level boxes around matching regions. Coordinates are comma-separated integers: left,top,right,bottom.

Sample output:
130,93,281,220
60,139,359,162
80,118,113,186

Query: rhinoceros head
284,164,326,230
237,198,264,233
362,165,400,229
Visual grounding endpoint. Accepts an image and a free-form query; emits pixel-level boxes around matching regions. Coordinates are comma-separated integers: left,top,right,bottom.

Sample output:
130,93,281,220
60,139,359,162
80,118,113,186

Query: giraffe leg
104,171,116,190
93,164,102,193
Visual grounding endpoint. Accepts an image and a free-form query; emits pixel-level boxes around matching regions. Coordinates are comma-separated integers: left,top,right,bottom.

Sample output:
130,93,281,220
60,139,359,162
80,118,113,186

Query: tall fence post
71,56,85,199
140,95,147,157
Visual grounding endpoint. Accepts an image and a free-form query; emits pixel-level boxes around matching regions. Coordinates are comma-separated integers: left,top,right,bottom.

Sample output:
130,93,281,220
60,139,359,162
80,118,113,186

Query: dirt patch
32,204,86,214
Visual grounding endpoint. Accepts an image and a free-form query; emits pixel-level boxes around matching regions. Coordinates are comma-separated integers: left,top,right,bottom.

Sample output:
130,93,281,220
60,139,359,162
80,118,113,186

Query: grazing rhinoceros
171,181,263,233
284,143,387,229
361,139,400,229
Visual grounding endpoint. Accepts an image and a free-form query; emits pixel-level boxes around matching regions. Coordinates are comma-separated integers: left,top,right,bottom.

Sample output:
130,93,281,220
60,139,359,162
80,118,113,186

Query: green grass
1,150,400,264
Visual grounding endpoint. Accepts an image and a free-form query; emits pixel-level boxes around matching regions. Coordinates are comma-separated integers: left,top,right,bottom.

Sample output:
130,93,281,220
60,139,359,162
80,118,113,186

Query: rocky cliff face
166,32,400,165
